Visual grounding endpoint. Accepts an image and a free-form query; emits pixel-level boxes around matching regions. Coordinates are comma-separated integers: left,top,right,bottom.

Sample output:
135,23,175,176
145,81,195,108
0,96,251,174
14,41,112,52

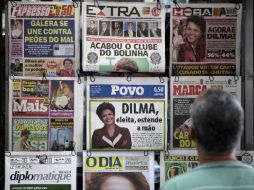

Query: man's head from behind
191,89,243,156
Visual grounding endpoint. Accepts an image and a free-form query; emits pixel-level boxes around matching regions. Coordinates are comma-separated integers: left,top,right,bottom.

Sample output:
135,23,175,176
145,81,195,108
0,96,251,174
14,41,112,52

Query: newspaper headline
5,152,76,190
171,4,242,76
82,2,165,73
86,76,167,150
170,76,241,149
83,151,154,190
9,2,79,77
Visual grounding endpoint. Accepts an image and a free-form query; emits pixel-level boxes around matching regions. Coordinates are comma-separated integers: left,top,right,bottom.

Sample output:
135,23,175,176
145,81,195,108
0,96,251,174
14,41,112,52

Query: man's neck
197,145,237,164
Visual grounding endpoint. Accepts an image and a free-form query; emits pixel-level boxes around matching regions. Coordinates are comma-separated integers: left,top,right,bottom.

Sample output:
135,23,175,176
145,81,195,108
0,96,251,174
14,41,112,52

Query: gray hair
191,89,244,156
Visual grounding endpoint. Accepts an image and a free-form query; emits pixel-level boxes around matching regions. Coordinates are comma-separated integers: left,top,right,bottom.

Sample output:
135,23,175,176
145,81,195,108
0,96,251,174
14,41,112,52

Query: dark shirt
11,63,23,72
92,125,132,149
112,29,123,36
99,29,110,36
87,27,98,35
137,28,148,37
150,28,161,37
124,30,136,37
178,38,206,62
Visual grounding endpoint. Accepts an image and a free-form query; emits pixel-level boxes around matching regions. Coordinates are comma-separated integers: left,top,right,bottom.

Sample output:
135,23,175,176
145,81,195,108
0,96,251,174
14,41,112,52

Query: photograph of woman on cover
85,172,150,190
92,102,132,149
114,58,139,72
51,81,74,110
173,15,206,62
11,19,23,39
56,58,75,77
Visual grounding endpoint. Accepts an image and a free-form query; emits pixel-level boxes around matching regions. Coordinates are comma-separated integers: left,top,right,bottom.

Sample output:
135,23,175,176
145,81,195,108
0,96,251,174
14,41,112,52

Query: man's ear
189,127,197,142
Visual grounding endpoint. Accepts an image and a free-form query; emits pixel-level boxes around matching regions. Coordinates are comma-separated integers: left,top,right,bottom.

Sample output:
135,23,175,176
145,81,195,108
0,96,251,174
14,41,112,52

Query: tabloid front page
8,2,80,77
82,2,165,73
170,76,241,149
170,4,242,76
9,77,83,152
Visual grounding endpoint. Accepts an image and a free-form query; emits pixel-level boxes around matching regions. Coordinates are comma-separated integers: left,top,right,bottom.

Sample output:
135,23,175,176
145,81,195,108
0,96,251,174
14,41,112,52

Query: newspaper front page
160,150,199,186
9,77,83,152
170,76,241,149
170,4,242,76
86,76,167,150
8,1,80,77
83,151,154,190
5,151,76,190
82,2,165,73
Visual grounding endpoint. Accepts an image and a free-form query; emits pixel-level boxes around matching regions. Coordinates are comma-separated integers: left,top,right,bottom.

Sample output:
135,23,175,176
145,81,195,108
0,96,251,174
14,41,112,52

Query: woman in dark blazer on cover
92,102,132,149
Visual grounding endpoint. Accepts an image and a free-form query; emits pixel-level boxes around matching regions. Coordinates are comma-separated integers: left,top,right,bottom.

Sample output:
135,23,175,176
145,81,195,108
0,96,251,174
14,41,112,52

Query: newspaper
159,150,254,187
170,76,241,149
82,2,165,73
9,77,83,152
83,151,154,190
86,76,167,150
160,150,199,186
8,2,80,77
237,151,254,168
5,151,76,190
170,4,242,76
